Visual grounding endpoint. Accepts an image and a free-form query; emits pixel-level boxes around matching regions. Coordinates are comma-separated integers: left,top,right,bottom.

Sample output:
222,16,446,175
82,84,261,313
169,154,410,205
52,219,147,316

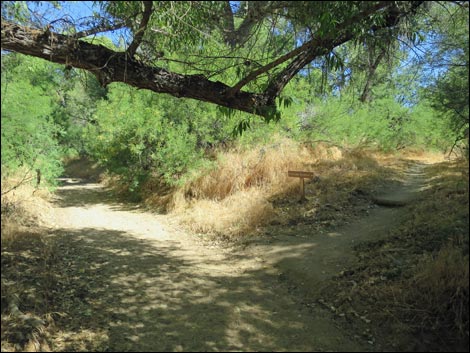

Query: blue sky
27,1,126,46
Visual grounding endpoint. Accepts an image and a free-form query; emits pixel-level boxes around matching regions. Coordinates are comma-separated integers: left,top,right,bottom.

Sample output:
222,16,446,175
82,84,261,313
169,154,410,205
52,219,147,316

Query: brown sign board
288,170,315,178
288,170,316,202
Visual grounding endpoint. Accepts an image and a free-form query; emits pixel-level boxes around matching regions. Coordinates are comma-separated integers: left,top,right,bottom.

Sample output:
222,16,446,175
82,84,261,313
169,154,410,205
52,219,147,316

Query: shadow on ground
46,226,361,352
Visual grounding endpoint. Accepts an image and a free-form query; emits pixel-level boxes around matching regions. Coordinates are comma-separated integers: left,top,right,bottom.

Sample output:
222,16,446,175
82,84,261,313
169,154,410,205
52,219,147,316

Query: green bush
85,84,205,190
1,54,64,186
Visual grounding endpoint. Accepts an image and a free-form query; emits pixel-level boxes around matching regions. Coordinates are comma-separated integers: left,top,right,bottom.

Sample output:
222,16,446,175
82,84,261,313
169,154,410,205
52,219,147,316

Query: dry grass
144,138,345,238
1,173,55,351
182,138,321,200
179,189,276,238
408,245,469,340
400,159,469,350
143,137,406,239
1,171,55,240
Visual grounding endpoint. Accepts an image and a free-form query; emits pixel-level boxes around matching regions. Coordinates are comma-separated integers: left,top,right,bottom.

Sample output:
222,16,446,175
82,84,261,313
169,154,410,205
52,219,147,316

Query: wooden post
301,176,305,200
288,170,315,202
36,169,41,187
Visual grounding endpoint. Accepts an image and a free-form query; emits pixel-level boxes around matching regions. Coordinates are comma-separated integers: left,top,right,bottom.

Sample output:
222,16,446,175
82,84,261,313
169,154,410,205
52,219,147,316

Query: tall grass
1,170,54,239
142,137,396,238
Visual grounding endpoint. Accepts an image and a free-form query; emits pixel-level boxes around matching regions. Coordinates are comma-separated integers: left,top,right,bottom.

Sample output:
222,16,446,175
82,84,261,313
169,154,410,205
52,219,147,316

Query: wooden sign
288,170,315,178
288,170,316,201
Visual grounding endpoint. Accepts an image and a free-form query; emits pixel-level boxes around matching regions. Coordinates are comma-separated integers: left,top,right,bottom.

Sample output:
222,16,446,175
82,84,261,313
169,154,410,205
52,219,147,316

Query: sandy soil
48,162,428,351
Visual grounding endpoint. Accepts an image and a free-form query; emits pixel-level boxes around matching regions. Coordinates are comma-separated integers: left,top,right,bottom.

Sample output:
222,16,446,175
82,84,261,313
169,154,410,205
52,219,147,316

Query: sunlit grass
142,137,438,239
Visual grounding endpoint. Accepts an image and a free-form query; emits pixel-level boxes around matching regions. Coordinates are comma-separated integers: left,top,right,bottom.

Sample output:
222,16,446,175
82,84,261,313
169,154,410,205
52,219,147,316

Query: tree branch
264,1,424,99
1,1,424,120
74,21,126,39
127,1,153,58
229,2,397,98
1,20,273,117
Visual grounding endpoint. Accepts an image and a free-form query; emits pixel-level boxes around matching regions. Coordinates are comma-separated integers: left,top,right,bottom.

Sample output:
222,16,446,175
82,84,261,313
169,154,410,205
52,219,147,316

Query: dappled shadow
47,226,360,352
53,178,141,211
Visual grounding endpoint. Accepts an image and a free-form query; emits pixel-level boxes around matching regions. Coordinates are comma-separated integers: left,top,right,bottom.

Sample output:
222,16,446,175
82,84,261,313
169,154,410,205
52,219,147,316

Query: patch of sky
26,1,128,48
230,1,240,13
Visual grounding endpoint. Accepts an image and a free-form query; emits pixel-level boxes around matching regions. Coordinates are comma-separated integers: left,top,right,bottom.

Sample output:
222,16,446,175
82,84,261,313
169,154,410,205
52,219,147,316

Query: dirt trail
246,163,429,298
240,161,430,351
50,178,367,352
48,162,428,351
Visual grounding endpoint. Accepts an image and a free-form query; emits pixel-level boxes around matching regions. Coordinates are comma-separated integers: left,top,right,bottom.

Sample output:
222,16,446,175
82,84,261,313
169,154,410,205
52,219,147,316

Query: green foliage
297,93,453,152
1,54,63,185
421,3,469,155
85,83,232,189
1,1,467,193
51,69,107,154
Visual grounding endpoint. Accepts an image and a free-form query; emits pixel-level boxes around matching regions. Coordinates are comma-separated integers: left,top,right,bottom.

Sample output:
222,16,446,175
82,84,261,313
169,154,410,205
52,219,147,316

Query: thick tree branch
1,20,273,117
74,21,126,39
230,1,400,98
1,1,424,119
264,1,424,99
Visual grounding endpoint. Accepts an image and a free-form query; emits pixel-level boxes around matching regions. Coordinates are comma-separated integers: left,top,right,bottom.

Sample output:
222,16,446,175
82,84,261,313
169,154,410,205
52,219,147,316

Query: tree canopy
1,1,468,192
1,1,425,119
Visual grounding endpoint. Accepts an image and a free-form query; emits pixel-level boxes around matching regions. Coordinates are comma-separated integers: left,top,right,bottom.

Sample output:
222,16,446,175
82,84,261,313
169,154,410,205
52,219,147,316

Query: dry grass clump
1,172,55,241
160,139,348,238
407,245,469,347
179,189,276,238
183,138,320,200
2,230,56,352
1,173,56,351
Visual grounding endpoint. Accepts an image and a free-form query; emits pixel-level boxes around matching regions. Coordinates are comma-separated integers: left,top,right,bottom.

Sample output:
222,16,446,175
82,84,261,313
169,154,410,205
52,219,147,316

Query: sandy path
240,162,430,350
50,178,366,352
248,163,428,283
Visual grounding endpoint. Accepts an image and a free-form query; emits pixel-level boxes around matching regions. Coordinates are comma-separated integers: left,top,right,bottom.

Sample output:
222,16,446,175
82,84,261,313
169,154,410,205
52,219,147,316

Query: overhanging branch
1,1,424,119
1,20,274,117
230,1,413,98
